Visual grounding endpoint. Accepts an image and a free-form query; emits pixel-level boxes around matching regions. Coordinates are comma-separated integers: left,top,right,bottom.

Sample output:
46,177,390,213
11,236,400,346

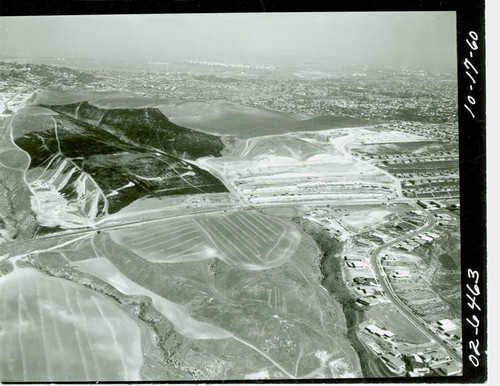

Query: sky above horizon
0,12,457,69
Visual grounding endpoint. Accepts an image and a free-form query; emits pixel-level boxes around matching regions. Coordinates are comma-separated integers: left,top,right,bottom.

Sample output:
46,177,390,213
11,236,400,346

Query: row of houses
359,151,458,162
395,169,458,179
395,231,440,252
385,156,458,165
417,199,448,209
362,321,461,377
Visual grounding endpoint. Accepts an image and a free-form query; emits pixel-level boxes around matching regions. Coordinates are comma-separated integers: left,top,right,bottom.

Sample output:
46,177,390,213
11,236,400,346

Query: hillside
160,100,373,138
12,107,227,227
40,101,225,159
11,217,362,381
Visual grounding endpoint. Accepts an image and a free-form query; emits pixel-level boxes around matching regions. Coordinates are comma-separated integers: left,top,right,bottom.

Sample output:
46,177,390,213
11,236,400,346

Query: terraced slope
11,106,227,227
110,211,301,269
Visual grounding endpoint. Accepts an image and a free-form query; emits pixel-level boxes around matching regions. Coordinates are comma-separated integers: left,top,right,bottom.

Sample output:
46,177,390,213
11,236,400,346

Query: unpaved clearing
0,267,142,382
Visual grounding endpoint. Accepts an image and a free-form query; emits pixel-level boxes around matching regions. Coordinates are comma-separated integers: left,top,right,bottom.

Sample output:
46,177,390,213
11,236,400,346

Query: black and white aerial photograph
0,7,484,382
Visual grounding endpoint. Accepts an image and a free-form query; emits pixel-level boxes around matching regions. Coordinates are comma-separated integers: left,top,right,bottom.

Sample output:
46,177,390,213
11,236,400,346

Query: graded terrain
0,57,462,382
0,267,143,382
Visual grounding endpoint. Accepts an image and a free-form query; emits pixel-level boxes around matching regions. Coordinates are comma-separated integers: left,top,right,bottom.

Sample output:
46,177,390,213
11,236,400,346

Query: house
398,244,413,252
368,343,383,355
357,286,375,296
391,270,411,279
356,238,372,247
346,261,369,269
445,332,461,344
382,255,399,262
371,231,389,242
344,255,363,261
430,200,446,208
408,370,426,377
353,277,376,286
356,296,380,307
421,235,434,242
408,241,420,248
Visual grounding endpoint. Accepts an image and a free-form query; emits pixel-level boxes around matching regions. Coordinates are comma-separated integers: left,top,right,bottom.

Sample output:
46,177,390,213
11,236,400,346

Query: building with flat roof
421,235,434,242
381,353,406,374
344,255,363,261
406,354,429,375
417,200,433,209
356,238,372,246
437,319,457,332
435,362,461,376
430,200,446,208
357,297,380,307
420,349,451,367
365,324,395,339
346,261,369,269
353,277,377,286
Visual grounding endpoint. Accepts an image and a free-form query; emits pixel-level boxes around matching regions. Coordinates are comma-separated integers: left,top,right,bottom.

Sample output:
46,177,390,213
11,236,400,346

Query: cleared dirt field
346,129,429,145
0,267,142,382
196,129,397,205
365,304,430,345
341,209,393,230
235,135,338,160
109,210,301,270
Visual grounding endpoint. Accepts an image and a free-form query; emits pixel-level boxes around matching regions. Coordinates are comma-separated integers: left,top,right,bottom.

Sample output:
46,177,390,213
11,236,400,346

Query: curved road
369,207,461,363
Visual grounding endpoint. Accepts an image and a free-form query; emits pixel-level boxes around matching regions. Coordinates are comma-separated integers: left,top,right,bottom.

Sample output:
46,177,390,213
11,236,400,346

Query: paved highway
369,207,462,363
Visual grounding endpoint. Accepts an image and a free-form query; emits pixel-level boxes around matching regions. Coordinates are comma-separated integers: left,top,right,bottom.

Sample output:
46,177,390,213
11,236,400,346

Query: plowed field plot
110,211,301,270
0,268,142,382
